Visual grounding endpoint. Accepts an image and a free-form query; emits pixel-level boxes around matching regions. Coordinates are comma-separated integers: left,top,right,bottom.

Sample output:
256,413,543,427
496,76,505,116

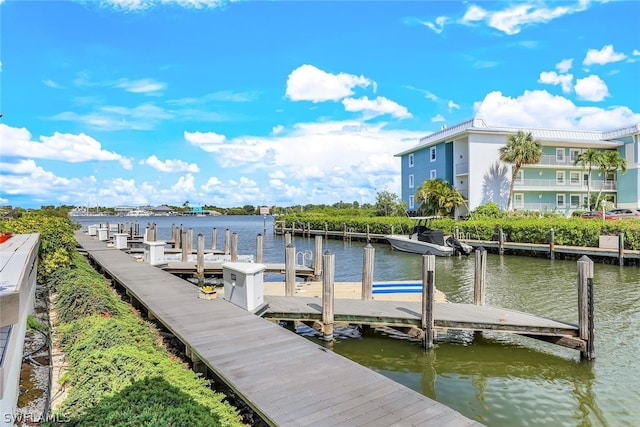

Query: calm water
75,215,640,426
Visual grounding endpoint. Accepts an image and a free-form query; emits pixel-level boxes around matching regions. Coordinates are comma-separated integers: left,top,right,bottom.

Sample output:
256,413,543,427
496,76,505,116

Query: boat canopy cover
412,226,446,246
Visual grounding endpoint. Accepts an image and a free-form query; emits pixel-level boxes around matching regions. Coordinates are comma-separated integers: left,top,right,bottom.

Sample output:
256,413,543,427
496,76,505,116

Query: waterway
75,215,639,426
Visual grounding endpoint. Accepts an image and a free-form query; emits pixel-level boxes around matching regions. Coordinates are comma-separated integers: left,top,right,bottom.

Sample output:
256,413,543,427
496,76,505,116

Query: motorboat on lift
384,216,473,256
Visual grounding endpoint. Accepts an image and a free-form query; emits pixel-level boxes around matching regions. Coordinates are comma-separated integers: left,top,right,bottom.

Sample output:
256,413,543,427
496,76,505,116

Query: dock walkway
262,296,579,337
75,231,479,426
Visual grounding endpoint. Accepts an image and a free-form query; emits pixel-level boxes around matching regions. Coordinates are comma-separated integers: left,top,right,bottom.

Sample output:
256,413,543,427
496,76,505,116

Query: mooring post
256,234,263,263
366,224,370,242
224,228,230,255
187,228,194,254
362,244,374,301
324,222,328,239
314,235,323,276
577,255,595,360
618,232,625,266
196,234,205,286
211,227,217,251
285,244,296,296
549,228,555,260
173,226,181,250
231,232,238,262
322,250,335,342
474,247,487,305
422,253,436,351
285,232,292,248
498,229,505,255
181,232,189,262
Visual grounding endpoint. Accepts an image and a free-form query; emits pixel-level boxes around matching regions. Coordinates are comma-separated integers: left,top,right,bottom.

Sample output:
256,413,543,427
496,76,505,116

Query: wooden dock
74,231,480,426
261,296,581,347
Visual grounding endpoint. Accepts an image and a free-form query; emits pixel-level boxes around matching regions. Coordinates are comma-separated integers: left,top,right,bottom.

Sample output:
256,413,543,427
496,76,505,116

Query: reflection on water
75,216,640,426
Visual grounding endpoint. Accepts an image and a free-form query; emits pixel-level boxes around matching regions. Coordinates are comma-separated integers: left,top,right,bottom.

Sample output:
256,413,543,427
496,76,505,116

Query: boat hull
384,235,454,256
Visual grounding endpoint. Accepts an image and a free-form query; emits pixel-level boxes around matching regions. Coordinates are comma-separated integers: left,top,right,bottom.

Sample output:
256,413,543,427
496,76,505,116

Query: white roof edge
395,118,639,157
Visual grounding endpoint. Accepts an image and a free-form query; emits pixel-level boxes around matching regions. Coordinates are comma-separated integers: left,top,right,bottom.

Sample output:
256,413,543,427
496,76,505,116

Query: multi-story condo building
395,117,640,217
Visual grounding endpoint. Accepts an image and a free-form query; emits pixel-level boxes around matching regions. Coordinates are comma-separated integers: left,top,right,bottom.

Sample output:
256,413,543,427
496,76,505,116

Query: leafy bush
1,211,79,281
72,377,223,426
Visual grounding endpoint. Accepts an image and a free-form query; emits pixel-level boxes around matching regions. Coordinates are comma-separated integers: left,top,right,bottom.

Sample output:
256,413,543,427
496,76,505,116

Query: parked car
580,211,604,219
604,208,640,220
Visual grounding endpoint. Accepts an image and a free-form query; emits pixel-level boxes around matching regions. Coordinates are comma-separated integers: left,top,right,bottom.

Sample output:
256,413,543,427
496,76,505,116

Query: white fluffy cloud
0,159,86,198
341,96,411,119
115,78,166,95
474,90,639,130
556,58,573,73
142,155,200,173
96,0,227,11
538,71,573,93
574,75,609,101
0,124,132,169
421,16,448,33
285,64,372,102
461,2,589,35
583,45,627,66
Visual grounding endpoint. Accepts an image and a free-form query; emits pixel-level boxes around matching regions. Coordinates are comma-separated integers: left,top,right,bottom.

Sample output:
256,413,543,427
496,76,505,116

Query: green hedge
278,214,640,250
2,211,243,426
48,253,243,426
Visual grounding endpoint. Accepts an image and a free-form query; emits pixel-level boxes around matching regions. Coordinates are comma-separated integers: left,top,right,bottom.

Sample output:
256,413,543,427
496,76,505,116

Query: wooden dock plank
263,296,578,336
75,231,480,427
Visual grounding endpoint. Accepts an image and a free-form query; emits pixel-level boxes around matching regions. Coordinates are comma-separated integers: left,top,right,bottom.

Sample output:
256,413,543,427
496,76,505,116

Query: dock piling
474,247,487,305
549,228,555,260
619,233,625,266
498,229,505,255
314,235,322,276
322,250,335,342
231,232,238,262
211,227,217,251
196,234,204,285
577,255,595,360
285,244,295,296
362,244,374,301
224,228,230,255
422,253,435,351
256,233,263,263
181,232,188,262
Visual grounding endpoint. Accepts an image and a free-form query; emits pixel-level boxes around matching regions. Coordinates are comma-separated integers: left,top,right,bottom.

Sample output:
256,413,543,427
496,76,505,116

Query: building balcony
455,162,469,175
514,179,616,192
524,154,582,167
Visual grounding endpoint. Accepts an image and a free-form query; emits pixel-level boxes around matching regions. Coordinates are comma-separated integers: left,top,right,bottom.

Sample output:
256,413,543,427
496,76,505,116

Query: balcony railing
455,162,469,175
514,179,616,191
527,154,582,167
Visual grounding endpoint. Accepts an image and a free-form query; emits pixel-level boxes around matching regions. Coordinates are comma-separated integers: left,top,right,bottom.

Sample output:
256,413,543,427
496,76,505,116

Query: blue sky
1,0,639,209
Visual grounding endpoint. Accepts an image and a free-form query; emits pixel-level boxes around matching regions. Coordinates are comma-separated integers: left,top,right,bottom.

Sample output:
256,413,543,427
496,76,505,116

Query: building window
556,148,565,163
408,153,414,168
409,195,414,210
515,170,524,183
430,147,436,162
409,174,414,189
556,171,565,184
514,193,524,208
570,171,580,185
430,169,437,179
569,149,580,164
570,194,581,208
556,194,566,208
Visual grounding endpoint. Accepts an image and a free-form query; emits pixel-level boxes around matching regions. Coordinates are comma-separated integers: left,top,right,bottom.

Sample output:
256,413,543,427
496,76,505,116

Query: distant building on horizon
395,117,640,217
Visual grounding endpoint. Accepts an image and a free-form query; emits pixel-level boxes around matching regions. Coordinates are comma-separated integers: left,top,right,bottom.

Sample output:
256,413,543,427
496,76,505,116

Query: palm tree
574,148,602,210
594,150,627,208
499,131,542,211
415,178,464,217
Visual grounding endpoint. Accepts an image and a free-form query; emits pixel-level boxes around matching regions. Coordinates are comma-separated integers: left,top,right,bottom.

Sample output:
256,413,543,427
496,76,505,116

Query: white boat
385,217,472,257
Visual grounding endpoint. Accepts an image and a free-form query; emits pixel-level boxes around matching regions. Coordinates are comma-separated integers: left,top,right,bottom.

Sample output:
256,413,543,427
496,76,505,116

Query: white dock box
223,263,265,311
97,228,109,241
144,241,166,265
88,224,98,236
113,233,129,250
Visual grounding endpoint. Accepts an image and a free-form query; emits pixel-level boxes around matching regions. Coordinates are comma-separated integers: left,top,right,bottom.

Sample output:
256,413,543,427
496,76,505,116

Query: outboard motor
446,236,472,256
